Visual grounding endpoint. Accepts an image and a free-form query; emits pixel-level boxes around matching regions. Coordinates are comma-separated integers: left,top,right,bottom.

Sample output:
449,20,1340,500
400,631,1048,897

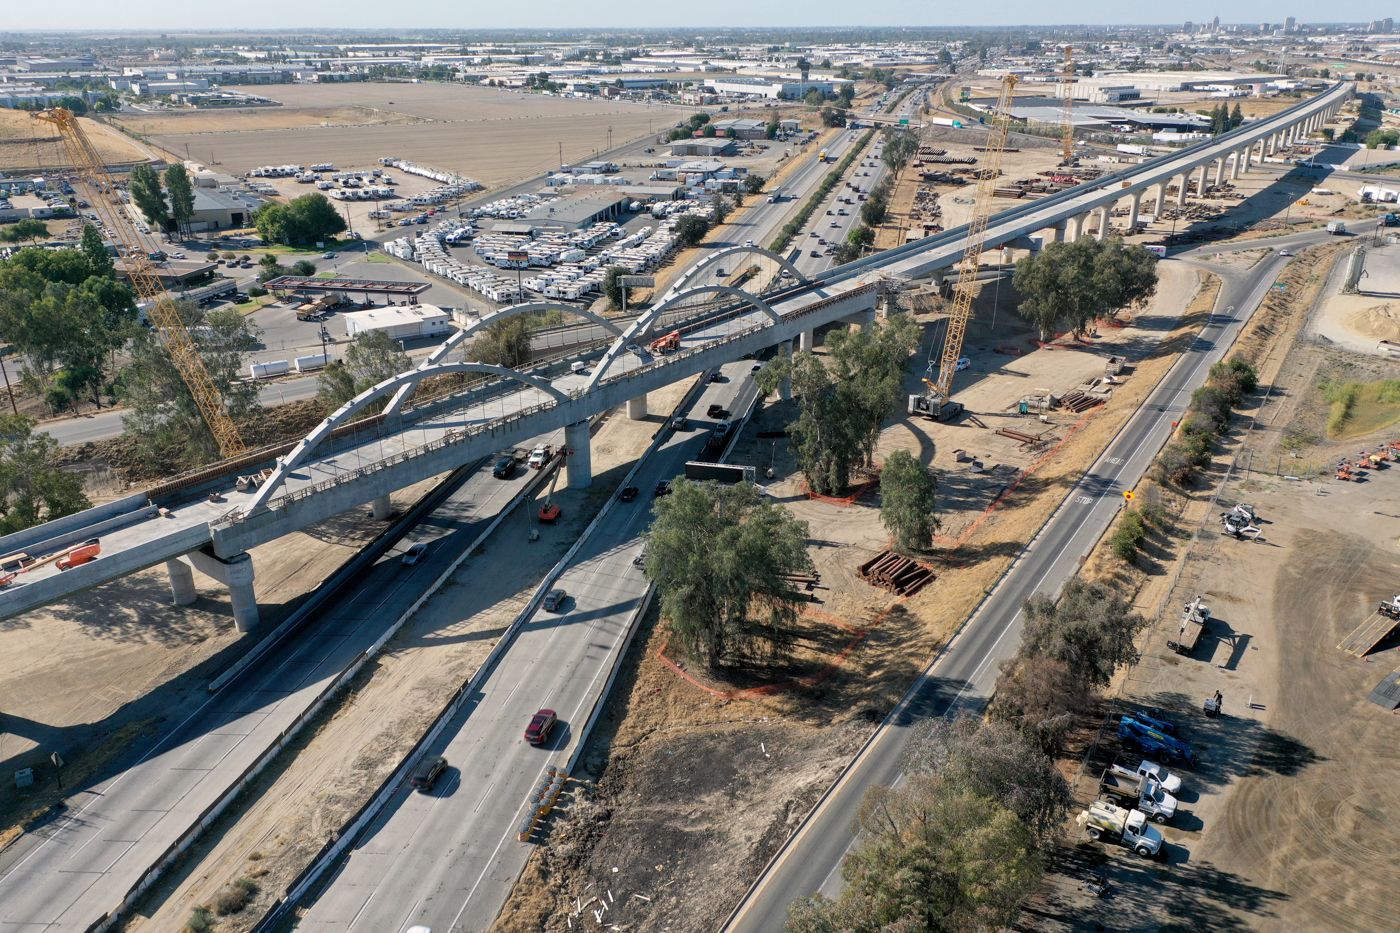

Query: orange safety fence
804,465,881,506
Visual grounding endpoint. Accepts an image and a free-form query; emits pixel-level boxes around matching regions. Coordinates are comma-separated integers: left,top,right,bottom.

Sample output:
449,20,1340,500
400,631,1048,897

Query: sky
3,1,1392,33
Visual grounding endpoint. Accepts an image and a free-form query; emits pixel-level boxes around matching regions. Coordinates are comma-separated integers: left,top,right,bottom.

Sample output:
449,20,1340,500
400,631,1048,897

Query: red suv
525,709,558,746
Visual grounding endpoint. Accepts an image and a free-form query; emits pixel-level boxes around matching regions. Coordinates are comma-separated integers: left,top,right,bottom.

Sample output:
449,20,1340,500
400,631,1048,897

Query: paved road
722,228,1347,933
295,361,760,933
0,442,556,931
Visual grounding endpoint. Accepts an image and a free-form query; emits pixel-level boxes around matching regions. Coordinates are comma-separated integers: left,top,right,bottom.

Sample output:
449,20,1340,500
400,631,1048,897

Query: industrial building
343,304,451,341
710,118,769,139
703,75,845,100
668,138,735,158
531,192,632,231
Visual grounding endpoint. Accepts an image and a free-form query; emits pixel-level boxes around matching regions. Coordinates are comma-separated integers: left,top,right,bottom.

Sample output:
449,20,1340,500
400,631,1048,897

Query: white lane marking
393,899,421,933
473,782,495,814
346,892,374,932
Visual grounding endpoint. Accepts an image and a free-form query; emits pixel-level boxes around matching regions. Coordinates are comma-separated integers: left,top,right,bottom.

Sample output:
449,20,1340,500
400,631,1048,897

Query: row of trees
1206,102,1245,136
1153,357,1258,487
0,219,50,246
1013,237,1159,340
786,717,1069,933
129,163,196,237
756,314,921,496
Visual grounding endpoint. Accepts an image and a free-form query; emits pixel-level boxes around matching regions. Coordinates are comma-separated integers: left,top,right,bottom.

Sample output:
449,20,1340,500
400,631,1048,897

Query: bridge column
370,494,392,520
1176,173,1188,207
1094,206,1109,240
1154,182,1167,217
564,420,591,489
166,559,196,606
185,550,259,633
1064,214,1080,242
1267,132,1277,156
798,329,815,352
843,310,876,332
1049,221,1065,244
1196,164,1209,197
1213,157,1225,186
626,395,648,420
1127,190,1143,234
1230,148,1242,180
779,340,792,400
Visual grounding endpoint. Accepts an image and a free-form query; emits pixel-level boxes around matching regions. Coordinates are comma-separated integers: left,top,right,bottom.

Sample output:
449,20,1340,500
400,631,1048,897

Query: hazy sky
5,1,1390,33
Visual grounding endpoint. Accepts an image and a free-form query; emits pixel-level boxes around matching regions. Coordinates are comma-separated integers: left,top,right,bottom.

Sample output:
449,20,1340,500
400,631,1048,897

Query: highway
722,224,1364,933
0,439,557,931
293,361,761,933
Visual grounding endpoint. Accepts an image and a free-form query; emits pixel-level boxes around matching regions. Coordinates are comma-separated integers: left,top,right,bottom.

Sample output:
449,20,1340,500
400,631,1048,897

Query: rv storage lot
110,83,674,188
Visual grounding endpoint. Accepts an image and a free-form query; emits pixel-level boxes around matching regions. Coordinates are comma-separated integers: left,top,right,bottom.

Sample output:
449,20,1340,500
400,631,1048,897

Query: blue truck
1119,716,1194,768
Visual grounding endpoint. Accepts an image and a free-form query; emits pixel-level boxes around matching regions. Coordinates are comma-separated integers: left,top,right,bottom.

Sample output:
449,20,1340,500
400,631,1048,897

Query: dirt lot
0,109,149,172
489,263,1217,933
109,83,674,189
122,378,698,933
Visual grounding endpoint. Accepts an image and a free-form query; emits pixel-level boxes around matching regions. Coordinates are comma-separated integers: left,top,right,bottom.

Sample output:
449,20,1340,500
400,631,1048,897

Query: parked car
401,542,428,565
543,588,567,612
620,486,639,502
492,457,515,479
409,755,447,791
956,357,971,371
525,709,558,745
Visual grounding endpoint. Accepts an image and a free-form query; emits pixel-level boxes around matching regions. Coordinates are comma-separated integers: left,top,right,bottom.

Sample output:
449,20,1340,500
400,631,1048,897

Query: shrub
1154,443,1198,486
1139,498,1167,527
186,907,212,932
1190,385,1233,433
213,884,249,915
247,284,266,298
1179,411,1216,437
205,251,219,261
1111,508,1146,562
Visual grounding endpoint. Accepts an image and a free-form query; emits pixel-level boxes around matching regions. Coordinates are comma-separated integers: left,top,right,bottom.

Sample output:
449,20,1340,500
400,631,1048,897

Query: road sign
618,275,655,288
1124,491,1135,500
899,118,909,125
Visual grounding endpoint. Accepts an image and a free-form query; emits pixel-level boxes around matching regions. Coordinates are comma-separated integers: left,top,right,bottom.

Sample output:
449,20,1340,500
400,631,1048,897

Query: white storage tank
250,360,291,379
293,353,333,373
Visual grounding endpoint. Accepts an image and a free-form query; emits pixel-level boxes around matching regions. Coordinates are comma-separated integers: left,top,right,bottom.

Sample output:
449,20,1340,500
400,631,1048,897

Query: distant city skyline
3,2,1398,33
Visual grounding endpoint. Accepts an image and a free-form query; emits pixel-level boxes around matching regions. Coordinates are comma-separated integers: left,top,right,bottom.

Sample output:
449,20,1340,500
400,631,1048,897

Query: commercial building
710,118,768,139
703,75,845,100
531,192,632,231
668,138,735,158
343,304,451,341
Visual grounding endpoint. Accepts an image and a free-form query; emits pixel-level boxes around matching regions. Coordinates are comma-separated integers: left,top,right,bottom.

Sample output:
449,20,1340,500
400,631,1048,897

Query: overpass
0,82,1351,632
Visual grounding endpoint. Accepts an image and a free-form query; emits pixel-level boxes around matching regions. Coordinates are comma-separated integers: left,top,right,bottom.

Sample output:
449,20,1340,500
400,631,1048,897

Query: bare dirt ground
0,109,149,172
489,266,1217,933
122,378,697,933
109,83,674,189
1307,241,1400,355
0,473,443,852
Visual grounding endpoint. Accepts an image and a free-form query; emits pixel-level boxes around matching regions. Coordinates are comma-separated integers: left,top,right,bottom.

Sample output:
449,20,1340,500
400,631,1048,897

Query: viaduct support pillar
1049,221,1065,244
1213,157,1225,187
779,340,792,400
1094,206,1108,240
1196,164,1209,197
626,394,648,420
1176,174,1188,206
1127,191,1143,234
370,494,392,520
1230,148,1242,180
798,329,815,352
843,309,876,332
166,558,196,606
564,420,592,490
1154,182,1167,217
185,549,259,633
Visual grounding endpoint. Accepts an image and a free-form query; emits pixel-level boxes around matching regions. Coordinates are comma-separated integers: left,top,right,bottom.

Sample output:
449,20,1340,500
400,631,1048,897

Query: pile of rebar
1058,390,1101,413
857,550,935,596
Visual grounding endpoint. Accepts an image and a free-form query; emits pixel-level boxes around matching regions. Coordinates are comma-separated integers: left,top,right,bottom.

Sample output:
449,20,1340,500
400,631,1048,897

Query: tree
674,213,709,248
644,479,814,670
1019,578,1148,689
804,88,825,107
701,123,717,138
128,163,169,230
118,302,261,471
880,130,920,176
765,121,780,139
859,197,887,227
1014,237,1158,340
56,95,88,116
80,224,114,277
879,449,938,552
253,193,346,245
1229,102,1244,129
903,716,1072,846
990,655,1091,757
290,259,317,277
470,316,533,370
819,106,847,127
938,48,954,66
710,192,729,225
0,219,51,245
0,415,90,534
743,173,766,195
786,778,1041,933
826,314,920,464
845,225,874,250
601,265,628,310
257,253,287,283
164,164,196,238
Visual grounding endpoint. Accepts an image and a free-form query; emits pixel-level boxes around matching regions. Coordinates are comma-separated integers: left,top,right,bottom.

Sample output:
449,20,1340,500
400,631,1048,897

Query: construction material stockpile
857,550,935,596
1058,389,1102,413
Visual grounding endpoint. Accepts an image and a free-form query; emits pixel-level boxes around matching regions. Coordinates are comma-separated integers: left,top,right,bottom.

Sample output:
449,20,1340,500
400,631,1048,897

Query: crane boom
31,108,246,458
1060,46,1076,166
934,75,1018,404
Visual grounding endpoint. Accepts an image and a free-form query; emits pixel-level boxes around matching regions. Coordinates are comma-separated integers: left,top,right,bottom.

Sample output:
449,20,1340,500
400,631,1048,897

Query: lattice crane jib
31,108,246,458
1060,46,1075,165
935,75,1017,402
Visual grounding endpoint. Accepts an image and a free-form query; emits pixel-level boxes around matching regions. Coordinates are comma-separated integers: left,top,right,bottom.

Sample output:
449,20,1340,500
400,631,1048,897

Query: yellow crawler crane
32,108,246,458
928,75,1018,418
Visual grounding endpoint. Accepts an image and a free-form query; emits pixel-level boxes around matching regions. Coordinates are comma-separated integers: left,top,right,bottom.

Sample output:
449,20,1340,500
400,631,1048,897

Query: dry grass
108,105,424,137
0,110,148,171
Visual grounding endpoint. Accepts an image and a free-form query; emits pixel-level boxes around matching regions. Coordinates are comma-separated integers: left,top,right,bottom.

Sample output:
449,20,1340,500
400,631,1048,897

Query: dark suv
492,457,515,479
409,755,447,791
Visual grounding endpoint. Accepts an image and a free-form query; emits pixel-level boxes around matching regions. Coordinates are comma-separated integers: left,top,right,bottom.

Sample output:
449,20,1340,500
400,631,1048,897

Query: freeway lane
294,362,760,933
0,442,556,932
724,237,1324,933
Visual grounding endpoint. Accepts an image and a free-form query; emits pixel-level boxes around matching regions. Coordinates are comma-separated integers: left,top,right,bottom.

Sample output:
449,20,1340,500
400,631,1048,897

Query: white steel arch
246,361,571,513
663,245,809,299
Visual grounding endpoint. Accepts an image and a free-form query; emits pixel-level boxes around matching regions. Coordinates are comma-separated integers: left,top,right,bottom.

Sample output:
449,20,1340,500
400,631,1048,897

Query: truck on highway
928,117,965,129
1076,801,1164,857
1098,769,1177,823
708,421,731,449
767,187,783,203
1327,221,1347,235
1117,143,1150,156
1119,716,1194,767
819,150,830,163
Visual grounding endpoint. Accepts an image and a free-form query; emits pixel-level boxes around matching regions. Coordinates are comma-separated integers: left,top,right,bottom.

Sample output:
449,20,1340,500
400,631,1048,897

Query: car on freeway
830,221,840,228
543,588,568,612
715,267,726,276
811,250,821,257
708,371,723,383
492,456,515,479
809,231,819,237
744,239,755,248
525,709,558,745
654,479,672,497
401,542,428,565
409,755,447,791
527,444,552,469
826,209,834,215
620,486,640,502
671,415,688,430
1278,249,1291,257
707,403,725,417
956,357,971,371
323,251,336,259
752,361,764,372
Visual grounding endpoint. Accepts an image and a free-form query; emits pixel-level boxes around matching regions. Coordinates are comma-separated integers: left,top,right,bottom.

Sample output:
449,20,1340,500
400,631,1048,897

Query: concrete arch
246,361,571,513
584,283,781,391
665,245,809,299
383,301,623,416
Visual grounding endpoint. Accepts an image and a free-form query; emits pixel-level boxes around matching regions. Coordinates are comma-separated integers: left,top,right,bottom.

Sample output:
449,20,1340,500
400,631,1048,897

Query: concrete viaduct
0,82,1351,629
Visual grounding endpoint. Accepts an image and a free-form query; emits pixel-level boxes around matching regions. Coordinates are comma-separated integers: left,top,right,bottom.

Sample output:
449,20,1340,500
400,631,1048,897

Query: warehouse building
710,118,768,139
668,138,735,158
343,304,451,341
186,188,263,232
704,75,844,100
532,192,632,231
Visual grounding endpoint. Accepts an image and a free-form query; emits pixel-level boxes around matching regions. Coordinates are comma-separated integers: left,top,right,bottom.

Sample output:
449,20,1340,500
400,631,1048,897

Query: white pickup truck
1077,801,1164,858
1112,759,1183,794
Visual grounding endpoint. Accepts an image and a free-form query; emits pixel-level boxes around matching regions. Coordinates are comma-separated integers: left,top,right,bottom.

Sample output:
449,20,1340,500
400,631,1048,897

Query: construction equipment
649,329,680,354
1220,510,1261,540
1058,46,1077,166
1075,800,1163,857
57,539,101,570
908,376,963,421
537,447,569,524
32,108,246,458
914,75,1019,423
1168,595,1210,655
1379,595,1400,620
